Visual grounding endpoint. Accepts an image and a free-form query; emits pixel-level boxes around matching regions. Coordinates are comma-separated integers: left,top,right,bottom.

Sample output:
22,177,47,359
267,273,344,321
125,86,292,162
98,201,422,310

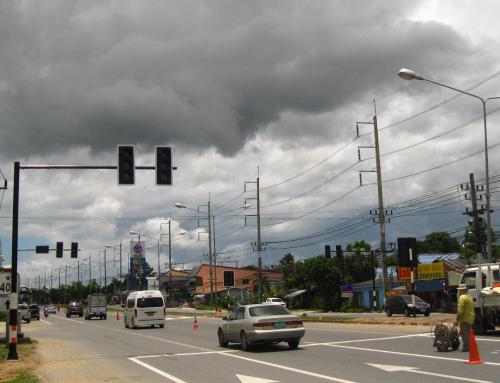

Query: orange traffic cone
465,328,484,364
193,316,199,332
116,311,120,321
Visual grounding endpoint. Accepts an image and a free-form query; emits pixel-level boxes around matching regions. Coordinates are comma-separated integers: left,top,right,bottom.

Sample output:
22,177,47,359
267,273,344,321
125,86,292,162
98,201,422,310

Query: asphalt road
16,312,500,383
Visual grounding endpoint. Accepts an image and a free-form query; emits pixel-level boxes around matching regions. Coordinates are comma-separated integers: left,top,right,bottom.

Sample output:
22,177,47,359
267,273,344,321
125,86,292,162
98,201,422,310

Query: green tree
285,256,342,311
277,253,295,278
418,232,461,253
344,241,373,283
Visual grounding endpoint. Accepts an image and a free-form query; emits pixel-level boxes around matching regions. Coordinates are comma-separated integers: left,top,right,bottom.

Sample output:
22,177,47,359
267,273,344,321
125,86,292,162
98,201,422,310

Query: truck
460,262,500,334
84,293,107,320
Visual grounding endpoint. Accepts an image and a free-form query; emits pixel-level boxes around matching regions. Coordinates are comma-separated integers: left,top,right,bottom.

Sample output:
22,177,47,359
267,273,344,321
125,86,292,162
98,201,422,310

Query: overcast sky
1,0,500,287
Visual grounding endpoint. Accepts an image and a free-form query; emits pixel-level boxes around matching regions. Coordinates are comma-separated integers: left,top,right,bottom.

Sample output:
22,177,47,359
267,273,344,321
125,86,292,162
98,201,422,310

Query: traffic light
156,146,172,185
56,242,63,258
71,242,78,258
324,245,331,259
117,145,135,185
336,245,343,260
397,237,417,267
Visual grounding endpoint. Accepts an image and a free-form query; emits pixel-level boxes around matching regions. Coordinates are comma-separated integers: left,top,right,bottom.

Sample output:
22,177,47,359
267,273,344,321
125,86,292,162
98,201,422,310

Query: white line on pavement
165,350,238,357
301,332,431,347
222,352,357,383
129,357,188,383
40,319,52,325
326,344,500,367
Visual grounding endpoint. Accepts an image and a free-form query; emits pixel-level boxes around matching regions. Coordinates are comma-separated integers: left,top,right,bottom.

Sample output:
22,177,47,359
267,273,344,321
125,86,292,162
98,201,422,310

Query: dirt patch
0,340,40,382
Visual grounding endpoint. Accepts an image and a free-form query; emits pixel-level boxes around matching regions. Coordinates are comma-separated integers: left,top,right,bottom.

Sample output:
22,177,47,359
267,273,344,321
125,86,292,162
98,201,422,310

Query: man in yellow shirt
456,284,475,352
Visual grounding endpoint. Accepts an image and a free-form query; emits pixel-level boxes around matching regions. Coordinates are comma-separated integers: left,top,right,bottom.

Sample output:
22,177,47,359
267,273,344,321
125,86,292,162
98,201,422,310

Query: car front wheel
385,309,392,317
404,308,411,317
218,329,228,347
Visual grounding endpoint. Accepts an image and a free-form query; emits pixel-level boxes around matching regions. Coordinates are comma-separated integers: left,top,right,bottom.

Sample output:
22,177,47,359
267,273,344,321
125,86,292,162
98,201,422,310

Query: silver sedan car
217,304,305,350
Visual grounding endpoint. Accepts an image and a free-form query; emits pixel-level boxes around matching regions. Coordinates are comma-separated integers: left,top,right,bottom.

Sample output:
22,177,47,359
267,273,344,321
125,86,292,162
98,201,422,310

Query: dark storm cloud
0,1,474,159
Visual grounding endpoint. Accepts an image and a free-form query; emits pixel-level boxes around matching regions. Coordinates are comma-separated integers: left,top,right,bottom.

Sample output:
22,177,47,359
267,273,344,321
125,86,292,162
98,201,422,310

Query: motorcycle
44,307,49,318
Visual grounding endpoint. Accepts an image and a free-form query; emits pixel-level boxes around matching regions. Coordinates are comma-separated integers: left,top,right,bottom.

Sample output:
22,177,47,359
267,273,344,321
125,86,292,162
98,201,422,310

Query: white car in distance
264,297,286,307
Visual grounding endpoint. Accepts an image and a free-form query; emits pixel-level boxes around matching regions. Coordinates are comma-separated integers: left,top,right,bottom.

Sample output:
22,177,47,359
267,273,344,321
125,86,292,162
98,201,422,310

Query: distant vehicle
217,303,305,351
264,297,286,307
29,304,40,320
385,295,430,317
66,301,84,317
18,303,31,323
46,305,57,314
124,290,165,329
85,294,107,320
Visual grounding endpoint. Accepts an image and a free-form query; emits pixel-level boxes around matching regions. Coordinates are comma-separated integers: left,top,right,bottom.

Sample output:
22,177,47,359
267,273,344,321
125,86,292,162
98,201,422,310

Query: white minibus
124,290,165,329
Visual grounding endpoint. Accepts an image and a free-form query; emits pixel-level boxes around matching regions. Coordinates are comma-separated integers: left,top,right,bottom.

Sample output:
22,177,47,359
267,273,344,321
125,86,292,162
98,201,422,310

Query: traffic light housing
336,245,343,260
71,242,78,258
324,245,331,259
397,237,418,267
156,146,172,185
118,145,135,185
56,242,63,258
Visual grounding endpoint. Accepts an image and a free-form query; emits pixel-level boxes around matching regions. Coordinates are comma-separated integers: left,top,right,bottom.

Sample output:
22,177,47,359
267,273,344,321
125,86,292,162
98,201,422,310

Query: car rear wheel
124,318,129,328
218,329,228,347
240,331,250,351
404,308,411,317
424,311,430,317
159,324,164,328
288,338,300,349
385,309,392,317
132,318,137,329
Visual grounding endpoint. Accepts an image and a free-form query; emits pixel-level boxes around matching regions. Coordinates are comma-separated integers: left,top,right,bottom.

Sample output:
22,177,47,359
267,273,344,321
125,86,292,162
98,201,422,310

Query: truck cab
460,263,500,334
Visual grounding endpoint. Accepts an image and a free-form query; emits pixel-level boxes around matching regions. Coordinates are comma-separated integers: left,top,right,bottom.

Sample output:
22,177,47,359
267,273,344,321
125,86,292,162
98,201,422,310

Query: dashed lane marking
129,357,188,383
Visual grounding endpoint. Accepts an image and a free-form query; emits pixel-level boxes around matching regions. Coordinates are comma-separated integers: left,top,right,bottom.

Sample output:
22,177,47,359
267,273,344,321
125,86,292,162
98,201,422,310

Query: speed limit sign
0,271,13,312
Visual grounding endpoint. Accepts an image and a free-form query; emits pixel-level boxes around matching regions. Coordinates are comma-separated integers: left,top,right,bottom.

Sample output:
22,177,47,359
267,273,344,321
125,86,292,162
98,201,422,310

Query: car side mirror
222,316,228,321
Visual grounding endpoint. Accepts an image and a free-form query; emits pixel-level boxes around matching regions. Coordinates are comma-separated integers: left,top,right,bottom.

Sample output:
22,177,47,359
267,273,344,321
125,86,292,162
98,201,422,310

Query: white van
124,290,165,329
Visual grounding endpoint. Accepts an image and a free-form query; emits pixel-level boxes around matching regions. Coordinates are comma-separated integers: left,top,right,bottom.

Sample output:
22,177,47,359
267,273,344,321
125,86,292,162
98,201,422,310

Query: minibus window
137,297,164,308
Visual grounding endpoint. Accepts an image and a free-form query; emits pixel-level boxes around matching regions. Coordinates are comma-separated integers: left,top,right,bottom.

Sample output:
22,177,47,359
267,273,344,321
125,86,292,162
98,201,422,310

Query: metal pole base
7,343,19,360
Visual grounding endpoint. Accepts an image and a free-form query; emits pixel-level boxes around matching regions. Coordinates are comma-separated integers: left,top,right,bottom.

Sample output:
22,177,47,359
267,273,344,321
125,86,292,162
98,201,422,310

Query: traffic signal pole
8,161,158,360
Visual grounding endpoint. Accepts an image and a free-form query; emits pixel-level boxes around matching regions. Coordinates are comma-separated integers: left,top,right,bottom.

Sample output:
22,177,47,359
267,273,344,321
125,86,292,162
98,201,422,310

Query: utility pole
357,101,388,303
58,268,61,288
464,173,483,262
104,247,107,296
119,242,122,290
245,169,264,304
65,264,68,286
168,220,172,303
207,197,214,305
213,215,218,307
89,255,92,294
50,270,53,290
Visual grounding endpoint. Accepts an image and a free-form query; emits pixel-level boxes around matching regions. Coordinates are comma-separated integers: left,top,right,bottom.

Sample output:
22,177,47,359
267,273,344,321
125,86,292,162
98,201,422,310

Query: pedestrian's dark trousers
460,322,471,351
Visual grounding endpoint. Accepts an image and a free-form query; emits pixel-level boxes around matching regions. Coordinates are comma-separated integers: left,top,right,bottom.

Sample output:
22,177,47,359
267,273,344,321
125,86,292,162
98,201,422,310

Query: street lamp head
242,203,251,209
398,68,424,81
175,202,186,209
129,230,138,235
177,231,187,236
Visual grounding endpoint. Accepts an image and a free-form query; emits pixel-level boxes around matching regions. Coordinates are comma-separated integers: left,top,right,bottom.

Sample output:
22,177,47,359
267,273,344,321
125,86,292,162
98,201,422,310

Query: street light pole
399,68,500,261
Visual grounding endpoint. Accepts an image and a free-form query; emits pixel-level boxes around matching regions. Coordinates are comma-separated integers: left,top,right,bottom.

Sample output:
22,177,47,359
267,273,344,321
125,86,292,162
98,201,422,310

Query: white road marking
165,316,192,320
327,344,500,367
129,357,188,383
163,350,238,357
40,319,52,325
367,363,492,383
222,351,357,383
302,332,431,347
236,374,279,383
305,327,429,336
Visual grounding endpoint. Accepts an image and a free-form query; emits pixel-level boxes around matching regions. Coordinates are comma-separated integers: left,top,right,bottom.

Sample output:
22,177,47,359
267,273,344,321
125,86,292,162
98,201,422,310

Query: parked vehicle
217,304,305,351
18,303,31,323
29,304,40,320
66,301,84,317
124,290,165,329
461,262,500,334
264,297,286,307
85,294,107,320
385,295,431,317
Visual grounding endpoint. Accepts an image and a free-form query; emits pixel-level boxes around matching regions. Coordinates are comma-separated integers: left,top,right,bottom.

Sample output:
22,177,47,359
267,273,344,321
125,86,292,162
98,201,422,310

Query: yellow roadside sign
417,262,445,280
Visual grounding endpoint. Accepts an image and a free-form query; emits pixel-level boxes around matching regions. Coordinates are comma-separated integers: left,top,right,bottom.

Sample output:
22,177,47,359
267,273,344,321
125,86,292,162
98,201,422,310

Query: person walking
455,284,475,352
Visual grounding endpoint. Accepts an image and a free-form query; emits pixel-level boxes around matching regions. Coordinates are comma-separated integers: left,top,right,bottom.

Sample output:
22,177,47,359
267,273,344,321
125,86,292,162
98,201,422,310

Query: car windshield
249,305,291,317
402,295,426,304
137,297,164,308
